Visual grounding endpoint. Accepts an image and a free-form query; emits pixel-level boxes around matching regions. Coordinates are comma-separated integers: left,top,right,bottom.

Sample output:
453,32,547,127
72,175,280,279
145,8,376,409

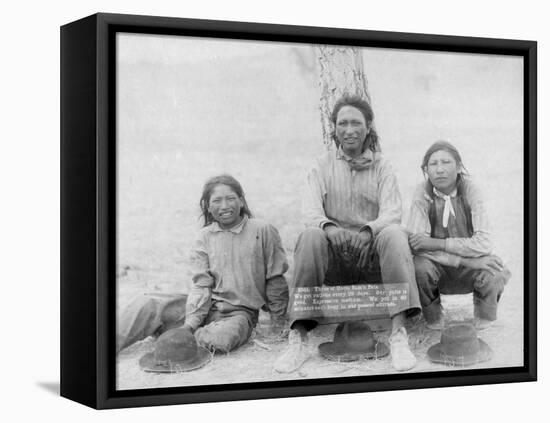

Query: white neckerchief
433,187,457,228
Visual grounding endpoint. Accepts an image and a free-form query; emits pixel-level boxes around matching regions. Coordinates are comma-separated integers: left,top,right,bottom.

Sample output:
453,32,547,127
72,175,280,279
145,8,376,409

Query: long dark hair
199,174,253,227
421,140,469,193
330,94,380,152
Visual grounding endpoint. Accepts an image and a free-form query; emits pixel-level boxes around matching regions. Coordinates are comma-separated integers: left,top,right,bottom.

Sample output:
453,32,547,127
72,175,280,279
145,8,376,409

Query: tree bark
316,46,371,148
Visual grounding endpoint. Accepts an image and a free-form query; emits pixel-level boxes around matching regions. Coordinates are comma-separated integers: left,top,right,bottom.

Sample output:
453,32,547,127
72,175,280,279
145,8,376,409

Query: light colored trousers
288,224,421,328
117,293,256,354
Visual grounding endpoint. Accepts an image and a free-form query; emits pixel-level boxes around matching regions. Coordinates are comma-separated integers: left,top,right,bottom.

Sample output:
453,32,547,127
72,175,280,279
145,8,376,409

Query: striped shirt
303,147,402,236
185,217,289,330
406,178,493,267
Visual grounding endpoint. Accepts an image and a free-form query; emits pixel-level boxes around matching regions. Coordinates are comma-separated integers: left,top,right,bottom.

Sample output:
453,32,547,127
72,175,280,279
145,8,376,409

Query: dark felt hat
427,323,493,367
139,327,212,373
318,321,389,362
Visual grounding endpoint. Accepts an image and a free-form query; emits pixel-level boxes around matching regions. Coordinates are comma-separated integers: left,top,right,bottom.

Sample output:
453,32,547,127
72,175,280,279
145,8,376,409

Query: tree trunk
316,46,371,148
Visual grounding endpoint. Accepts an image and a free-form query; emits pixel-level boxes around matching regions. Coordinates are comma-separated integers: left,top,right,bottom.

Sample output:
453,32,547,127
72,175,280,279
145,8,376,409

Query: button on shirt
303,147,402,236
185,217,288,329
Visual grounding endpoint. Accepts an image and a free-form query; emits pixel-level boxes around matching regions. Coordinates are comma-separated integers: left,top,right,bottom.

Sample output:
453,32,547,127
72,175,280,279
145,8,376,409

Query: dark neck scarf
336,147,377,171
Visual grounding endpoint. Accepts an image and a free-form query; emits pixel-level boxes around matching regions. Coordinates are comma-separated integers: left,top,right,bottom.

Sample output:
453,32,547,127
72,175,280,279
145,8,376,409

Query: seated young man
117,174,288,354
406,140,510,331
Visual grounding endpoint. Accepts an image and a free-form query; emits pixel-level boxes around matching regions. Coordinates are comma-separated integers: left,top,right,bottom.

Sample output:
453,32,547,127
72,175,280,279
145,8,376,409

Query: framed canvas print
60,12,537,409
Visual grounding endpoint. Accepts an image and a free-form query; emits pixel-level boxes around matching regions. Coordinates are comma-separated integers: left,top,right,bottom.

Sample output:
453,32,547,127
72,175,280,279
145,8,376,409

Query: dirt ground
115,36,524,390
116,285,523,389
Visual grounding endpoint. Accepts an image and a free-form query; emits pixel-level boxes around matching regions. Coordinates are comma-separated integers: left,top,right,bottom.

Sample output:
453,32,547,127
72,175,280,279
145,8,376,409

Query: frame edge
60,13,99,409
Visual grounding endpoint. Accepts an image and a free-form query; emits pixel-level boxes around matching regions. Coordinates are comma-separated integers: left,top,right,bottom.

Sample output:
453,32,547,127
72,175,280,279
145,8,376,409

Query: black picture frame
60,12,537,409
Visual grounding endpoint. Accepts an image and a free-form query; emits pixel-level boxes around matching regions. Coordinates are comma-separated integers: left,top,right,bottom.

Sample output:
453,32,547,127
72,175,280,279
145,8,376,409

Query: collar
209,215,248,234
336,147,377,170
432,187,457,199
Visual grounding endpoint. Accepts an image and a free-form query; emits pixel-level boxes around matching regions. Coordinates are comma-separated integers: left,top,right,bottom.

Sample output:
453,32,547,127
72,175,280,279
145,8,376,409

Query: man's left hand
349,230,372,268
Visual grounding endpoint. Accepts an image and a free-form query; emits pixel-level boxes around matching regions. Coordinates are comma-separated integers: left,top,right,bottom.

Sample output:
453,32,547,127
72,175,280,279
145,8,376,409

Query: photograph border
60,12,537,409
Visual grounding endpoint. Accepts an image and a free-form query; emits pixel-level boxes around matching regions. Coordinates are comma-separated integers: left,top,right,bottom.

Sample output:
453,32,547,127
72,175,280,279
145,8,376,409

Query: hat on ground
427,323,492,367
139,327,212,373
318,321,389,362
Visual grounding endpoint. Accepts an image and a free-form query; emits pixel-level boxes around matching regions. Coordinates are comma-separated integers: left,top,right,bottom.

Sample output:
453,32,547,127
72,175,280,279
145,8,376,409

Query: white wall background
2,0,546,420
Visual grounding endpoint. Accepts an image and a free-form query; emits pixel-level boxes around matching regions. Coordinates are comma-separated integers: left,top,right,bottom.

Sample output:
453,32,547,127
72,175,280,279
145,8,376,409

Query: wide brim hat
318,321,389,362
427,323,493,367
139,327,212,373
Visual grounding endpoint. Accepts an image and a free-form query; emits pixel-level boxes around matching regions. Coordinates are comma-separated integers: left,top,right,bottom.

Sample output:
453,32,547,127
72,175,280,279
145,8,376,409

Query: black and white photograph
114,32,525,390
4,0,549,420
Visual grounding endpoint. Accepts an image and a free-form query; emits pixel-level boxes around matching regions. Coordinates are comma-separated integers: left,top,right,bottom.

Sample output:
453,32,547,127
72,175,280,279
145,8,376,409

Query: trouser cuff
473,297,498,321
422,299,443,323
